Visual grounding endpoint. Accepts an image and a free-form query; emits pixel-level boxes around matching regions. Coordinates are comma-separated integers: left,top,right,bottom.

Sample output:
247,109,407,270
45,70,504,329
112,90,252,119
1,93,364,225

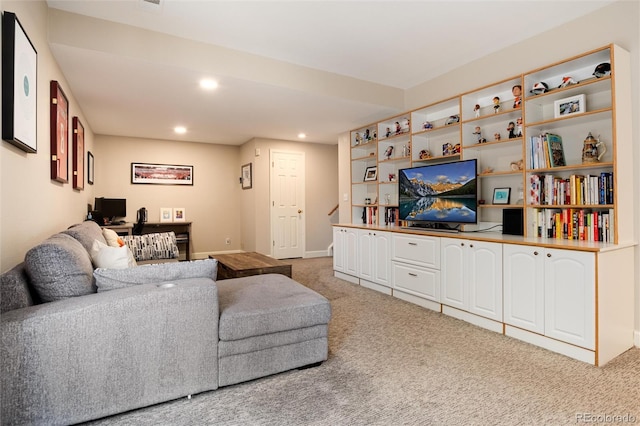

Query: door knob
298,209,303,214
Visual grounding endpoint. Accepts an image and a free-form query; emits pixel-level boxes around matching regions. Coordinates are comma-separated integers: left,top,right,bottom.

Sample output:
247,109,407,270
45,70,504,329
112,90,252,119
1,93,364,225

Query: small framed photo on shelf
363,166,378,182
492,187,511,205
160,207,173,223
554,94,585,118
173,207,186,222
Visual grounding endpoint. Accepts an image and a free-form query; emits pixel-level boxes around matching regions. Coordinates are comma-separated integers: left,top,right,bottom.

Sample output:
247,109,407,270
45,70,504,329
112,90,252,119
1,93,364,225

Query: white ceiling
46,0,615,146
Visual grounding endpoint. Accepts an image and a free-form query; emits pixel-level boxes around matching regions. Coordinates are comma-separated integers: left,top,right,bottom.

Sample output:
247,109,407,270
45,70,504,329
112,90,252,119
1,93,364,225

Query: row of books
362,206,377,225
528,133,566,169
529,172,614,206
531,208,614,242
383,207,399,225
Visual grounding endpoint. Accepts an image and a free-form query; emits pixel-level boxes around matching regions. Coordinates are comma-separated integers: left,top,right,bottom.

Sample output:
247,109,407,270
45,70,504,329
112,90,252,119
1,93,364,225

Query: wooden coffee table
210,252,292,280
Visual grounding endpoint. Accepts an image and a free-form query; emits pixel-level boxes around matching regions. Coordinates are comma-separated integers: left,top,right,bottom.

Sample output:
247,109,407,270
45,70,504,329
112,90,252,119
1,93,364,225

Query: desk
143,222,192,261
103,223,133,235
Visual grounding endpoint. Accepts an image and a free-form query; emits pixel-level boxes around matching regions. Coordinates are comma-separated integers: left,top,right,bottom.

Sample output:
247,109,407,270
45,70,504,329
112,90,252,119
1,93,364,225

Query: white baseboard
305,250,330,258
193,250,243,260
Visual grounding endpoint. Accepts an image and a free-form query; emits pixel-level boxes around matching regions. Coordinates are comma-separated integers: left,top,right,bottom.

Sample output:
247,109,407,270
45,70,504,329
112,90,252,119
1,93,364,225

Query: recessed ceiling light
200,79,218,90
298,133,306,139
174,126,187,134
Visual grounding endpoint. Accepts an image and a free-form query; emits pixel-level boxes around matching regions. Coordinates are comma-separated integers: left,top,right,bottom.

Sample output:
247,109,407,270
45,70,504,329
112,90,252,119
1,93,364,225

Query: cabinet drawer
392,234,440,268
392,262,440,302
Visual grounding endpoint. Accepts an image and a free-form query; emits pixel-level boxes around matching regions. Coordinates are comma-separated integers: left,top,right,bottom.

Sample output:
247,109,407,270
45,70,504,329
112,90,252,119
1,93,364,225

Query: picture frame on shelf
173,208,186,222
72,117,84,190
160,207,173,223
241,163,252,189
554,94,585,118
87,151,94,185
1,12,37,153
131,163,193,185
492,187,511,205
363,166,378,182
50,80,69,183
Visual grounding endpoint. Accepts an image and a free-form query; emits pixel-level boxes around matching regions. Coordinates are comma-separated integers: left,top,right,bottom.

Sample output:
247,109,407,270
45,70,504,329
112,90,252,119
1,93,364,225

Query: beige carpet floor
87,256,640,425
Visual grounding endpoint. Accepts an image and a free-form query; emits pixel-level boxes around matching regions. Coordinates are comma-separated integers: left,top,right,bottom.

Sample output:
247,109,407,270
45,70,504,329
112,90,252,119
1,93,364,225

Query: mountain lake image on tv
398,159,478,224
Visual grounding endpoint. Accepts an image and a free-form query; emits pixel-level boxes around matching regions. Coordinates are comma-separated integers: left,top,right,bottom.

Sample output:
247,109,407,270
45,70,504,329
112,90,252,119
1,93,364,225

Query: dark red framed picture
72,117,84,190
50,80,69,183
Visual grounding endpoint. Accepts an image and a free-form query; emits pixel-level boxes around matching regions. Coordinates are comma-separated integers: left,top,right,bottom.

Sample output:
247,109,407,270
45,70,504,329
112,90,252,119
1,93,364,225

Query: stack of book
528,133,566,169
529,172,614,206
531,208,614,242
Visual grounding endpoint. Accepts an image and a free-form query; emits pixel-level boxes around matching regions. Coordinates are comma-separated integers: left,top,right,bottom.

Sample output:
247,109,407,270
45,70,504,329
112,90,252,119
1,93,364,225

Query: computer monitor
94,198,126,223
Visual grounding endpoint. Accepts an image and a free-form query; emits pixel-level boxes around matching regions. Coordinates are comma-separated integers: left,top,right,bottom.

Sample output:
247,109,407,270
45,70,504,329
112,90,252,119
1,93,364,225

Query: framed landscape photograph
72,117,84,190
50,80,69,183
364,166,378,182
131,163,193,185
492,187,511,205
2,12,37,153
554,94,585,118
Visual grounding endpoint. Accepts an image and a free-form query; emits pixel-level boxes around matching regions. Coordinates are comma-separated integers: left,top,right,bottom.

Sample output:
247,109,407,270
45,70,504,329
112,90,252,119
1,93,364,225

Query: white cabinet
391,234,440,305
503,244,545,334
441,238,503,322
332,226,358,278
544,248,595,350
503,244,595,350
358,229,391,288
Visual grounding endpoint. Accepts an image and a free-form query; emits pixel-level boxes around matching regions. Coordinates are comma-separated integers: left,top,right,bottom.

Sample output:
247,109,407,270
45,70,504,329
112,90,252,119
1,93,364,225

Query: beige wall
243,138,339,257
93,135,241,258
1,0,95,270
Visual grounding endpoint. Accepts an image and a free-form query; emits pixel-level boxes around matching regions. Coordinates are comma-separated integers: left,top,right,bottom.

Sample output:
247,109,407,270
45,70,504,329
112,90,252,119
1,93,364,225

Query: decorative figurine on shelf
395,121,402,135
482,166,494,174
385,127,391,138
402,144,410,157
516,117,523,137
512,85,522,109
355,132,362,145
582,132,607,163
419,149,431,160
510,159,524,170
474,104,481,118
445,115,460,125
493,97,501,114
388,173,396,182
452,143,461,154
442,142,454,156
402,117,410,132
507,121,517,139
593,62,611,78
494,132,501,141
385,193,391,205
423,121,433,130
530,81,548,95
384,145,394,160
364,129,371,142
473,126,486,143
373,131,377,141
558,76,578,88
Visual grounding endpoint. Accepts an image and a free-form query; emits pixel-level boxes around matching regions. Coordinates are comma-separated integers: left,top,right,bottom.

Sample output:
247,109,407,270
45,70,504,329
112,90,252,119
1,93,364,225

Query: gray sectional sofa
0,220,331,425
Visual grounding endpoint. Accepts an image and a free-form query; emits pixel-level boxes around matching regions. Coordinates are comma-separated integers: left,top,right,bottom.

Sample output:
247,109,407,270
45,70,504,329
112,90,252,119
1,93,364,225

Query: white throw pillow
102,228,121,247
91,239,137,269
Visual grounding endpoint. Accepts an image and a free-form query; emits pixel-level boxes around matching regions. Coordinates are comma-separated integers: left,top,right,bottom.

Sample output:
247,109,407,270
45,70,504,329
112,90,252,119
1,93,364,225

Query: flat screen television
94,197,126,222
398,159,478,226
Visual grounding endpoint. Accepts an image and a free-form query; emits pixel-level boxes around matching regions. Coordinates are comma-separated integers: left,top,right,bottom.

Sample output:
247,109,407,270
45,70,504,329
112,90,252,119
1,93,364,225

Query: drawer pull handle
408,273,418,277
533,251,539,256
408,242,417,246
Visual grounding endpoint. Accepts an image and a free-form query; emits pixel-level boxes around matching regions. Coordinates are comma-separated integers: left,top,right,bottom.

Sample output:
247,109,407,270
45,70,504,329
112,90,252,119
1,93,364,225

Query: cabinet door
467,241,502,321
357,230,374,281
344,228,359,276
392,262,440,302
373,232,391,286
332,227,345,272
544,249,595,350
440,238,467,310
503,244,544,333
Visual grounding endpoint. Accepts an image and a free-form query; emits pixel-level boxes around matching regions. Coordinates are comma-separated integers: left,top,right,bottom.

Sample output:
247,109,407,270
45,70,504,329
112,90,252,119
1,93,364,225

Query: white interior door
270,150,305,259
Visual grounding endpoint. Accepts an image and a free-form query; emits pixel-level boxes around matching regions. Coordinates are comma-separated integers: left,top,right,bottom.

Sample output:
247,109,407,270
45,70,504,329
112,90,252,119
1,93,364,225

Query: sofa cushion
217,274,331,341
0,263,37,313
102,228,124,247
90,239,137,269
94,259,218,292
62,220,107,253
122,232,179,262
25,233,96,302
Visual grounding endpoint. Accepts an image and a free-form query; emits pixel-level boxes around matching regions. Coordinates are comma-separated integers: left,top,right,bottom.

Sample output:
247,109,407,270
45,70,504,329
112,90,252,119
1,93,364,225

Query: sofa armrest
1,278,219,425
